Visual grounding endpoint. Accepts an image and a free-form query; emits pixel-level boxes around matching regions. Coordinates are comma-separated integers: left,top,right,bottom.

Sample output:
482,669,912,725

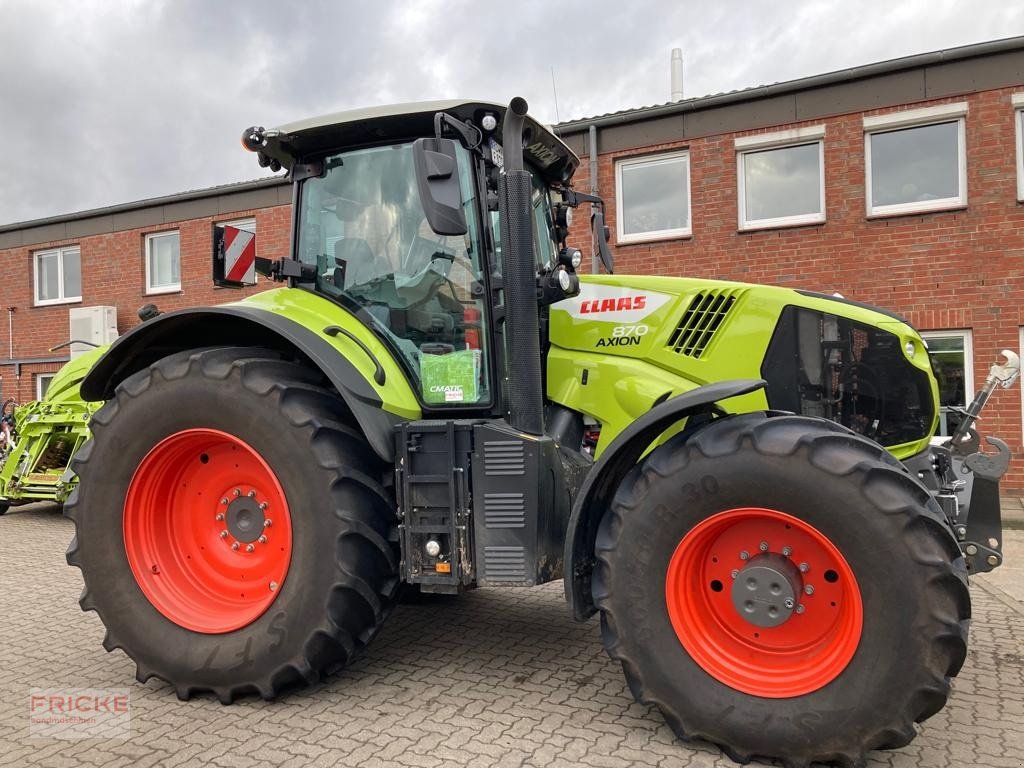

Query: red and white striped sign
223,226,256,283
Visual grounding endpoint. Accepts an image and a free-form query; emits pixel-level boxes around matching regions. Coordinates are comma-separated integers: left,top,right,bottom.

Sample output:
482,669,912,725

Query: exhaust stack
498,97,544,435
671,48,684,101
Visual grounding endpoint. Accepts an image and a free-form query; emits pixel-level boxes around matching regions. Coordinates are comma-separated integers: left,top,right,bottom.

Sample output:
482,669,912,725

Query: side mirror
413,137,468,236
592,209,614,274
213,224,258,287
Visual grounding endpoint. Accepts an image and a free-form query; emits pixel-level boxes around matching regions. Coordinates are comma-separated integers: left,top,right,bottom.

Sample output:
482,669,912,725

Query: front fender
564,378,766,620
80,290,421,462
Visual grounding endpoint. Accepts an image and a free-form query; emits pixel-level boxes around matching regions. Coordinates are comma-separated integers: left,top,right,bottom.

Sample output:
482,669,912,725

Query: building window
36,373,55,400
1014,94,1024,202
864,103,967,218
736,126,825,230
33,246,82,306
221,217,255,235
615,151,691,243
145,231,181,294
922,330,974,438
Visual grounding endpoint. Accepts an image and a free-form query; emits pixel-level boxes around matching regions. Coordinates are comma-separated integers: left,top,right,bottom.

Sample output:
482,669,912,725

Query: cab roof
257,99,579,183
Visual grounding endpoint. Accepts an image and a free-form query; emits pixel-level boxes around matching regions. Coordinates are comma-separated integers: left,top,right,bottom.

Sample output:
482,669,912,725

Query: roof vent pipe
671,48,684,101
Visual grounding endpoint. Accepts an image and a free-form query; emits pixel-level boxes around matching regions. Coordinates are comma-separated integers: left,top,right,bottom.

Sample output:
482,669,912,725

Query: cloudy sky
2,0,1022,225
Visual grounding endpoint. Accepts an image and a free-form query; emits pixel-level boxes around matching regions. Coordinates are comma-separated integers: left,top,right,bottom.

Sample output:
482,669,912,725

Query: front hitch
932,351,1020,573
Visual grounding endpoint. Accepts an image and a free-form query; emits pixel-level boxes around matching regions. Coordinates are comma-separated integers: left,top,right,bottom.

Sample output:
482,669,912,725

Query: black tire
66,347,399,702
593,412,970,768
0,500,8,516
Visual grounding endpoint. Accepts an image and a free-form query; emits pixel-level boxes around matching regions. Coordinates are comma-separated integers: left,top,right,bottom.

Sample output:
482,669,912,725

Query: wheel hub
123,429,292,634
226,496,265,543
731,553,801,628
665,506,863,698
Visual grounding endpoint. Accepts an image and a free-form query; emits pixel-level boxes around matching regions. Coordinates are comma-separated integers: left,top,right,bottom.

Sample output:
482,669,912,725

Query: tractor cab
221,100,591,412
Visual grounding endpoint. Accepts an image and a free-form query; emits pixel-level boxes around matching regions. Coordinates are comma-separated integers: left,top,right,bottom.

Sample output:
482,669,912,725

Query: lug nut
795,604,805,614
258,535,267,544
259,502,268,511
784,597,795,609
730,569,740,579
798,562,809,573
220,531,229,539
782,546,792,557
220,498,228,505
231,542,240,551
759,541,769,552
804,584,815,595
739,550,750,561
233,488,241,497
248,490,256,498
269,581,278,592
246,544,255,553
215,513,224,521
264,519,272,528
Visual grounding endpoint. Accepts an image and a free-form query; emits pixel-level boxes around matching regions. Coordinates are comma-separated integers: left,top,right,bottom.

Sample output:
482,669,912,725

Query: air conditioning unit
69,306,119,359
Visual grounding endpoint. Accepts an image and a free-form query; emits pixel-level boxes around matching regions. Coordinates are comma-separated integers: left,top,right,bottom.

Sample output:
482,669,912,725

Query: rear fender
80,296,419,462
564,378,766,620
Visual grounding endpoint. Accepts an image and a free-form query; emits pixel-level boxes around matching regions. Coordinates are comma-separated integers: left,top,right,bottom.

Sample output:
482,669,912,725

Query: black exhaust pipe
498,97,544,435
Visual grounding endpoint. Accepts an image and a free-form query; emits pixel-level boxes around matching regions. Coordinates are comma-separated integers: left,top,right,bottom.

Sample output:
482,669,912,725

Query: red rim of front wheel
665,507,863,698
123,429,292,634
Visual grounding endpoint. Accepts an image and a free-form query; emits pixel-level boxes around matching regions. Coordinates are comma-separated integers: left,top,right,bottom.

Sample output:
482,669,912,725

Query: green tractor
67,99,1018,766
0,347,104,514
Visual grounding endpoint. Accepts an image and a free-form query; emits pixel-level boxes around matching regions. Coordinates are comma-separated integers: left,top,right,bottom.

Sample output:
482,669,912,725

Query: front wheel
66,347,399,702
593,412,970,767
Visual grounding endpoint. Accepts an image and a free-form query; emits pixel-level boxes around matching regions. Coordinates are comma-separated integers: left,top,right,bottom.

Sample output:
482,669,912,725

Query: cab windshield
297,143,491,407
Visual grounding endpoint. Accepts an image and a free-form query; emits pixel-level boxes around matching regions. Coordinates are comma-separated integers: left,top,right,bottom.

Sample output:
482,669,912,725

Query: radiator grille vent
483,546,527,580
483,493,526,528
483,441,525,475
667,291,742,358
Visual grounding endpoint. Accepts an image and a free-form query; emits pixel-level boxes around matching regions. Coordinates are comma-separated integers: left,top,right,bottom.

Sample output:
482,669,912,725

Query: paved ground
1,504,1022,768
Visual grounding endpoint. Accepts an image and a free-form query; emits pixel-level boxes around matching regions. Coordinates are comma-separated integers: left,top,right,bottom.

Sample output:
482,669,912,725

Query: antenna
550,66,561,125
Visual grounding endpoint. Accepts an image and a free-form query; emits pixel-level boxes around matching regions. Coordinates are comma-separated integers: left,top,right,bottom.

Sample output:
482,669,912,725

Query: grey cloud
1,0,1022,225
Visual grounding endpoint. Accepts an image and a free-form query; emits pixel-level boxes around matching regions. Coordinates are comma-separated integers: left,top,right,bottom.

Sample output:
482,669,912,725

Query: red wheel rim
123,429,292,634
665,507,862,698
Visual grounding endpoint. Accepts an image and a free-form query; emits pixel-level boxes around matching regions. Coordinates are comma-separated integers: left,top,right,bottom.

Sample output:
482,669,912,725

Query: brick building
2,38,1023,485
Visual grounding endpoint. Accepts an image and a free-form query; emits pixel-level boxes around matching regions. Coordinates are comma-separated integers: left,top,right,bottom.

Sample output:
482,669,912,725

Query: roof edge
555,35,1024,133
0,175,288,234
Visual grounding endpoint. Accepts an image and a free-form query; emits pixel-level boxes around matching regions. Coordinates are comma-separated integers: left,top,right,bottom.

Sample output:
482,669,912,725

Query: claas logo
579,296,648,314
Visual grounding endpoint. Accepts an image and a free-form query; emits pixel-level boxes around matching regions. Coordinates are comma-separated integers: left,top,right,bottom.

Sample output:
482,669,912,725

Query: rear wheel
593,412,970,767
66,347,399,702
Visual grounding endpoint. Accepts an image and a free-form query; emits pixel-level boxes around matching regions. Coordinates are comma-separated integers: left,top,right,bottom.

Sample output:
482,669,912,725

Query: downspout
588,125,599,274
7,307,13,359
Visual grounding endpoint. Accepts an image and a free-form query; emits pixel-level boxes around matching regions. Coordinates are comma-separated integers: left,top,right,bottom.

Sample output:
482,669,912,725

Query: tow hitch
907,350,1020,574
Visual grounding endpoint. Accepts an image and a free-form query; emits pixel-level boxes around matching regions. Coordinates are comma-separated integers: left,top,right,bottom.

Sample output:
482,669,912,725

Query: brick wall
2,87,1022,489
570,86,1024,487
0,204,290,403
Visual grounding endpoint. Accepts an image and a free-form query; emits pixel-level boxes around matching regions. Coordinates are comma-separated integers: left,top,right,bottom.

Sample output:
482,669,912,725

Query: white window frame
33,246,82,306
735,125,826,231
144,231,181,295
922,329,974,437
1020,326,1024,448
863,102,968,218
218,218,258,284
36,373,55,400
615,150,692,244
1013,93,1024,202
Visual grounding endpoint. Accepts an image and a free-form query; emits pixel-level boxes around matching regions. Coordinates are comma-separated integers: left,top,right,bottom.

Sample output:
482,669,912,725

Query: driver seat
334,238,390,289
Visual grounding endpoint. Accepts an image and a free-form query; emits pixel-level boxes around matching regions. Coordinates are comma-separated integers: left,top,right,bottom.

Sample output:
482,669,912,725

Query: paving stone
1,504,1021,767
